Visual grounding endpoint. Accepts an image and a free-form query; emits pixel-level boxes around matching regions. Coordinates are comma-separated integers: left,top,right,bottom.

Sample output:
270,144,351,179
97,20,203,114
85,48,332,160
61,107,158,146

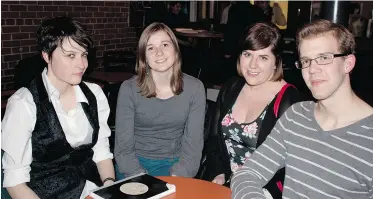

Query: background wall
1,1,138,90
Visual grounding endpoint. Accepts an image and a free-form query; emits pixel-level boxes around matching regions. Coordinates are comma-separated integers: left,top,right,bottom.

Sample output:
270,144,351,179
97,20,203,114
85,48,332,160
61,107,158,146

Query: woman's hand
212,173,225,185
103,180,115,186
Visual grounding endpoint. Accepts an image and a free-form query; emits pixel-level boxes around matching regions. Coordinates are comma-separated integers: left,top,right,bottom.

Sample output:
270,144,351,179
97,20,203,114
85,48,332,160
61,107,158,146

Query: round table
85,176,231,199
157,176,231,199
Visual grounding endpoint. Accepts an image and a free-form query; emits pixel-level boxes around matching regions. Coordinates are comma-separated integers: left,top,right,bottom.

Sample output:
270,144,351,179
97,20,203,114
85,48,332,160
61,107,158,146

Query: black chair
103,50,136,73
195,99,216,179
14,54,46,90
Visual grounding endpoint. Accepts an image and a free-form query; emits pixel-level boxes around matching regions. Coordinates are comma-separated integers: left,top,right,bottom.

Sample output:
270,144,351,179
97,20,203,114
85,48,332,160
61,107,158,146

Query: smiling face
239,46,277,86
43,37,88,86
145,30,176,74
299,33,355,100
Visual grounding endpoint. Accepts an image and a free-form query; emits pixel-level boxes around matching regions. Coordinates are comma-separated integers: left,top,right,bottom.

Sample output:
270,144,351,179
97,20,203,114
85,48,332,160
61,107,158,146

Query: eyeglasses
295,53,348,69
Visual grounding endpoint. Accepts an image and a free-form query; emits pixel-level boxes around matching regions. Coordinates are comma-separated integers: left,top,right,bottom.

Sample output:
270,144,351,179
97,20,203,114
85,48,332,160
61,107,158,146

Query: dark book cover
90,173,175,199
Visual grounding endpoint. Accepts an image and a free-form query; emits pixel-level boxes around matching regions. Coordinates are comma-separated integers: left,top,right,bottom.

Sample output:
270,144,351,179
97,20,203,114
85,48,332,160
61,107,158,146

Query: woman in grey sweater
114,22,206,179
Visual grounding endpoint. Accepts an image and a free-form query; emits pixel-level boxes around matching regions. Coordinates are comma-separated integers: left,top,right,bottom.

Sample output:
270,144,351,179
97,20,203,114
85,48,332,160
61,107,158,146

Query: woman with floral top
201,22,303,199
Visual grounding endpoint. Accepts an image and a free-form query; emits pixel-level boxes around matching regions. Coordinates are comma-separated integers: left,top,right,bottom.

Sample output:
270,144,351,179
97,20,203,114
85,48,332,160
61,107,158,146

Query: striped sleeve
231,112,289,199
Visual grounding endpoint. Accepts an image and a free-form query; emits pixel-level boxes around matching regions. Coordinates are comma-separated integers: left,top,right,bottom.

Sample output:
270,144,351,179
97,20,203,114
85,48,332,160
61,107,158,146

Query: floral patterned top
221,106,268,173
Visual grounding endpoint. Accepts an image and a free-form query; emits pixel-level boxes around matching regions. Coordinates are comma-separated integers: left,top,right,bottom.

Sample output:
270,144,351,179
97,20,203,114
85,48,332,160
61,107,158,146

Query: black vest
26,74,101,199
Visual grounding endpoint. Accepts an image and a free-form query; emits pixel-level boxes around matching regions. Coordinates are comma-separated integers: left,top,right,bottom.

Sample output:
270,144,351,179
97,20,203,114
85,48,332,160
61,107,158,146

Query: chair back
103,50,136,73
195,99,216,179
14,54,46,90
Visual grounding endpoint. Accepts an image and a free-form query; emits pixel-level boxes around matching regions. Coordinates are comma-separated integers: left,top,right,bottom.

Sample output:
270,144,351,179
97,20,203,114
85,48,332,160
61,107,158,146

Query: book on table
89,173,176,199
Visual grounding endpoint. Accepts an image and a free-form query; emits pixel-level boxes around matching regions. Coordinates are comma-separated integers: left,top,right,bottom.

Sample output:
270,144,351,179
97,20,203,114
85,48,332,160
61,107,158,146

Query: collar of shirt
41,68,89,105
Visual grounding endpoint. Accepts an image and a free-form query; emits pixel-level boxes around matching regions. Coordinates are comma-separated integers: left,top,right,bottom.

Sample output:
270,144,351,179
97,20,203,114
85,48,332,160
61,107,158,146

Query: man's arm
231,115,289,199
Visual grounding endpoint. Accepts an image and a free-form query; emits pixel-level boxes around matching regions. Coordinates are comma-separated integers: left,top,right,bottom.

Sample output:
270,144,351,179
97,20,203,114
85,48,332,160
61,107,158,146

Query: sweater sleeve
170,80,206,177
114,80,146,176
231,112,289,199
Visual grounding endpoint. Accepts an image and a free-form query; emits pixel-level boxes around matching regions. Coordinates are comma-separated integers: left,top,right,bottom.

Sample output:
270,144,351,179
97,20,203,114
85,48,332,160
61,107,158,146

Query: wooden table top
85,71,135,85
157,176,231,199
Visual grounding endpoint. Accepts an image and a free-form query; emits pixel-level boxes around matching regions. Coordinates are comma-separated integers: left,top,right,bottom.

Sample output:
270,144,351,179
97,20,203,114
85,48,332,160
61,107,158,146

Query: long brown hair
136,22,183,98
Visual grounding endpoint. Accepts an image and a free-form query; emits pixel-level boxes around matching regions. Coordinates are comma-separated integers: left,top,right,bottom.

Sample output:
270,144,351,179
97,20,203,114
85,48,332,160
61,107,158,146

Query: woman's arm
7,184,40,199
96,159,115,185
2,89,39,198
170,81,206,177
114,81,146,176
89,84,115,184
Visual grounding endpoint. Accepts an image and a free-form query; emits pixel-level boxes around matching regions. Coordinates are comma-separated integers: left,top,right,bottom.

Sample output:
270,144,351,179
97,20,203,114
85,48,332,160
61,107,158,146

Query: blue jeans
115,156,179,180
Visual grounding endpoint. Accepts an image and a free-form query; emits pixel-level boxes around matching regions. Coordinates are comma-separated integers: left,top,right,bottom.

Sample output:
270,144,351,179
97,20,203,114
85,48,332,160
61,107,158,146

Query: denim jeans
115,156,179,180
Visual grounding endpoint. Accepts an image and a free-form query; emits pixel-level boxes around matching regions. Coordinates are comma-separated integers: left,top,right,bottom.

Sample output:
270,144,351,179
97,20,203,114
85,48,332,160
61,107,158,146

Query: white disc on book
120,182,149,195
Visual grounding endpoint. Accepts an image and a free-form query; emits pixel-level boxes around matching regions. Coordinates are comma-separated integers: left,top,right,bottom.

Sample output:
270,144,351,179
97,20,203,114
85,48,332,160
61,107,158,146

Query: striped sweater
231,101,373,199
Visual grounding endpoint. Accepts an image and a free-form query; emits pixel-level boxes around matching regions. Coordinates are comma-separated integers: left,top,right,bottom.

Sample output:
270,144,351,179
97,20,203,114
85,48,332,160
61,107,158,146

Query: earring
146,63,150,75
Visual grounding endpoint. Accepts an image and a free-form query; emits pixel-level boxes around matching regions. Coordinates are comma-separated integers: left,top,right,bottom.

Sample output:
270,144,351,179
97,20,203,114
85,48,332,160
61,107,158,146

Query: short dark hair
237,22,283,81
36,16,93,60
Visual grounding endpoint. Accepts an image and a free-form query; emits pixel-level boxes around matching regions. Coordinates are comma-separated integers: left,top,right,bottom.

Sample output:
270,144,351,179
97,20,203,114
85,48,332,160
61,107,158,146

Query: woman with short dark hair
2,16,115,199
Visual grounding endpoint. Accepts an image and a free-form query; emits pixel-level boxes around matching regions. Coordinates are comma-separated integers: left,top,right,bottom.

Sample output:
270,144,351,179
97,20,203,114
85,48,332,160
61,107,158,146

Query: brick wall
1,1,139,90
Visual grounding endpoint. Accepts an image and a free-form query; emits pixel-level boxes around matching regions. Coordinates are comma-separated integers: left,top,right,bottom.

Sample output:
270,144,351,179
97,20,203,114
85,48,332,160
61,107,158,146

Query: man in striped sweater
231,19,373,199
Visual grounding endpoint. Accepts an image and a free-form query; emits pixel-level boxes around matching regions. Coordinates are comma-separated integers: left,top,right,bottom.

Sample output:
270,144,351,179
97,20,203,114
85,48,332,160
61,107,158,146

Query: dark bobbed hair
237,22,283,81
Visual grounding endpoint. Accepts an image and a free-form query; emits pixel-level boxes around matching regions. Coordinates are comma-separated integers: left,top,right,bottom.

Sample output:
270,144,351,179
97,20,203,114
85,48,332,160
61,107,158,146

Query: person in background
222,1,266,81
256,1,287,27
202,22,303,199
348,2,367,38
220,1,234,25
114,22,205,179
223,1,265,58
165,1,189,29
165,1,193,48
1,16,115,199
231,19,373,199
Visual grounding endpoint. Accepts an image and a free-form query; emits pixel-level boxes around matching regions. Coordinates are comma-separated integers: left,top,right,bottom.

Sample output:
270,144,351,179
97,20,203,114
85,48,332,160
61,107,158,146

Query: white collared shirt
1,68,113,198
